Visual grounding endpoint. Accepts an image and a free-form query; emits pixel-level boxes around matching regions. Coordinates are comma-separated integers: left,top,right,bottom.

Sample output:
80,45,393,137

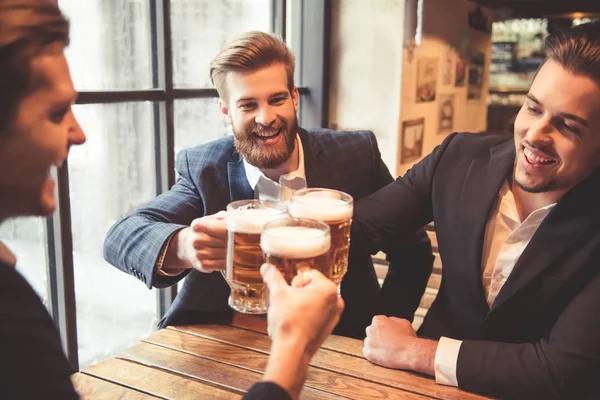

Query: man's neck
260,140,300,183
510,181,565,221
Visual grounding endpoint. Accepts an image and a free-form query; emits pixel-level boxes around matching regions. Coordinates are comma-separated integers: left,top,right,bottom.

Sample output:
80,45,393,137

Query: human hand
260,263,344,399
363,315,437,376
176,211,228,273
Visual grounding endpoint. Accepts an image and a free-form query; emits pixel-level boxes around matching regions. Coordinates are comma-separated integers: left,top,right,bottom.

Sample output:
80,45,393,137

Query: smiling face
513,59,600,196
0,42,85,219
219,63,299,170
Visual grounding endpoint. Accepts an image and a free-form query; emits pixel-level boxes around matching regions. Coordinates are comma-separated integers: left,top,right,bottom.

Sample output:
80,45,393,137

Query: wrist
408,338,437,376
263,334,312,399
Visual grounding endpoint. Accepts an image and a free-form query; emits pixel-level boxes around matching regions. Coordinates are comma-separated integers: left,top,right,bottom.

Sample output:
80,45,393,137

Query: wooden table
73,313,490,399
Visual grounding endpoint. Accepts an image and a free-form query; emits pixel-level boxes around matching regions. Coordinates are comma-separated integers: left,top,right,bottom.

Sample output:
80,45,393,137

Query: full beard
233,116,298,169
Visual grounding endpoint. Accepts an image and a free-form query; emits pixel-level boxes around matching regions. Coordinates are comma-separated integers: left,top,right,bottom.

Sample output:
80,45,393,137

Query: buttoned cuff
434,336,462,387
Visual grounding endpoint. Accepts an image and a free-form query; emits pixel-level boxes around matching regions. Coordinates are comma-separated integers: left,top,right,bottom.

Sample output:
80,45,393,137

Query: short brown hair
209,31,295,102
544,20,600,87
0,0,69,135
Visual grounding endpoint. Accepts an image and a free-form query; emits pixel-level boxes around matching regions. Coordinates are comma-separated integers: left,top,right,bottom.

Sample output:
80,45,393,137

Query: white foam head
261,226,330,258
226,208,285,234
289,196,353,223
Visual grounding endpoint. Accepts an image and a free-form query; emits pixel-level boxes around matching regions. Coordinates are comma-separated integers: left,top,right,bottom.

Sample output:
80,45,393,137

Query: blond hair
209,31,295,102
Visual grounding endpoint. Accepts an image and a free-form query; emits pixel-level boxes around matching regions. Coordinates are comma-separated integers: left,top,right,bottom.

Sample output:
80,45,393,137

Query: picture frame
400,118,425,164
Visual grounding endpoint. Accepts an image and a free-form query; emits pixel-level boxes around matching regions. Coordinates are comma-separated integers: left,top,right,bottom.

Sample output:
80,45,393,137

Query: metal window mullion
271,0,286,38
152,0,177,318
45,163,79,371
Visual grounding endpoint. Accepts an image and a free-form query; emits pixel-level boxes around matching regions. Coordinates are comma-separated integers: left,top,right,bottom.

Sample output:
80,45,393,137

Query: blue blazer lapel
300,128,342,188
227,153,254,201
458,139,515,314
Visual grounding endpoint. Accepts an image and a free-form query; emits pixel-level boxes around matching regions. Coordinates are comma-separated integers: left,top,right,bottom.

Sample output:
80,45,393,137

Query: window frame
48,0,327,370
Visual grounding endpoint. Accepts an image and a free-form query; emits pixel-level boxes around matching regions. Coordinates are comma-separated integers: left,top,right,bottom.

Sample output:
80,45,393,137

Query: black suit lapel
458,139,515,313
491,167,600,312
227,153,254,201
300,128,342,188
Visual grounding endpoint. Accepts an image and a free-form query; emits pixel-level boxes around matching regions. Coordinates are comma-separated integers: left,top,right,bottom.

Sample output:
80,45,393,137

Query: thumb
260,263,287,291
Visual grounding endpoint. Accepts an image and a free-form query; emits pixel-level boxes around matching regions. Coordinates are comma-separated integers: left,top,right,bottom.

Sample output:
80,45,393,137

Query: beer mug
289,188,353,286
225,199,287,314
261,217,331,284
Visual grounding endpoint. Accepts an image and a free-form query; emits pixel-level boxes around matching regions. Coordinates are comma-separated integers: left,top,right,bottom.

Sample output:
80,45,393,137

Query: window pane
174,98,230,155
59,0,153,90
0,217,48,302
171,0,271,88
69,102,158,369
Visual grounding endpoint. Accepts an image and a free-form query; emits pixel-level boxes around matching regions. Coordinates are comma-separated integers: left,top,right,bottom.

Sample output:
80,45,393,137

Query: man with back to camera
358,21,600,399
104,30,434,338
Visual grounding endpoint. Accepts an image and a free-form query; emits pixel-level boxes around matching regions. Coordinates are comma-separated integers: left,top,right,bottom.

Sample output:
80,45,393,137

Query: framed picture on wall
468,51,485,101
400,118,425,164
438,94,455,134
416,57,438,102
443,49,453,85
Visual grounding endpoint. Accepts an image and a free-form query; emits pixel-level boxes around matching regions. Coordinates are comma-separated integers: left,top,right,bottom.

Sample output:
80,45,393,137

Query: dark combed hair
0,0,70,134
544,20,600,87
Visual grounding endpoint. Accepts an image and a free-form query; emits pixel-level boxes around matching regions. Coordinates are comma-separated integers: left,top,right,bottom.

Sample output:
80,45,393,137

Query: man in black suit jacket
359,22,600,399
104,31,433,338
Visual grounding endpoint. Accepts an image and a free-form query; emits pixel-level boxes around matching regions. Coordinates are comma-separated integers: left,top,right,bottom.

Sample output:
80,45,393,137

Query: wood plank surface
149,329,430,400
229,312,364,357
72,373,160,399
84,357,238,399
171,324,488,400
119,341,339,400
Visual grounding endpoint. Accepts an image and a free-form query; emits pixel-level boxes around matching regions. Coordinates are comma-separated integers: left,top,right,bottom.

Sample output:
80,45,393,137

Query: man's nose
255,106,276,127
68,111,86,147
526,114,554,143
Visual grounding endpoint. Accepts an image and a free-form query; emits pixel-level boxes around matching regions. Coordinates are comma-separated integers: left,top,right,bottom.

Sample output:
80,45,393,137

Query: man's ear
218,99,232,125
291,86,299,113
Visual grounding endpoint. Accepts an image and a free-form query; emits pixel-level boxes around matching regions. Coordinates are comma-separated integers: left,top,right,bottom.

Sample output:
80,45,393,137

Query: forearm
263,335,312,400
409,338,437,376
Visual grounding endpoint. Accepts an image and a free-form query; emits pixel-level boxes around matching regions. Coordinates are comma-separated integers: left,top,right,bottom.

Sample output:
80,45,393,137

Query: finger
195,247,227,260
261,263,288,292
192,234,226,250
213,210,228,220
192,217,227,238
291,270,312,288
195,258,225,272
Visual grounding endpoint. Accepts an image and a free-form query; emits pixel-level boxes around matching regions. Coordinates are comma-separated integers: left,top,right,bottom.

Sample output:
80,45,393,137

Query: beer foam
289,196,353,222
261,226,330,258
227,208,285,234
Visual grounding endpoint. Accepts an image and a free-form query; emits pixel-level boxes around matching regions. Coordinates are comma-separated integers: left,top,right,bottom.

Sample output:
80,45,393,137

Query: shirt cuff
434,336,462,387
156,232,186,277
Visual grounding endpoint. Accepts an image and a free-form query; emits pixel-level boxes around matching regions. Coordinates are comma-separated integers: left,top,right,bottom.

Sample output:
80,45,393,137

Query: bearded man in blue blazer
104,31,433,338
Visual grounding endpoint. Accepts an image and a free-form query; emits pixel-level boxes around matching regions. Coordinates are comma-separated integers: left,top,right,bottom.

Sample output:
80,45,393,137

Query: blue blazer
104,128,433,338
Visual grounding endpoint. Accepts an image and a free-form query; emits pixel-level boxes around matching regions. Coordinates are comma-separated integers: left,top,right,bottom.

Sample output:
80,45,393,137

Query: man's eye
526,105,541,115
50,109,68,123
271,97,286,104
240,103,256,110
557,120,581,136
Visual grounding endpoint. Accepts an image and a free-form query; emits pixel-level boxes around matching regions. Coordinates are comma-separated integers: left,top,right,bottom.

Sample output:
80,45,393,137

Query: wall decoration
416,57,438,102
443,49,453,85
400,118,425,164
438,94,455,134
455,57,466,87
467,51,485,101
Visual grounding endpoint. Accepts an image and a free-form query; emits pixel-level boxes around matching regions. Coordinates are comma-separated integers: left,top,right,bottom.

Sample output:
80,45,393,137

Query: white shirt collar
243,134,307,202
0,241,16,267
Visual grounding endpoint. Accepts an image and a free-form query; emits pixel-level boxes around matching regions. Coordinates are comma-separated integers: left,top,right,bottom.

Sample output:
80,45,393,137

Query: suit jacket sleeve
352,133,456,258
363,131,435,320
103,149,204,288
0,263,79,399
457,270,600,399
243,382,291,400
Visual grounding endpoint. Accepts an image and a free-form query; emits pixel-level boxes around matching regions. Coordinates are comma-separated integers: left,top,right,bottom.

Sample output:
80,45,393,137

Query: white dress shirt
434,181,556,386
243,135,307,201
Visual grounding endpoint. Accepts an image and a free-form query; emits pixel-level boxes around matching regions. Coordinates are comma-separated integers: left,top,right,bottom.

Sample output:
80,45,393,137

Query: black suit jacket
0,261,78,399
104,128,433,338
354,132,600,399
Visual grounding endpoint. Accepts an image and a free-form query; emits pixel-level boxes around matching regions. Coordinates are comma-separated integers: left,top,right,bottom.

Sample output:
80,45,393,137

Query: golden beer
261,218,331,284
289,189,353,286
225,200,287,314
